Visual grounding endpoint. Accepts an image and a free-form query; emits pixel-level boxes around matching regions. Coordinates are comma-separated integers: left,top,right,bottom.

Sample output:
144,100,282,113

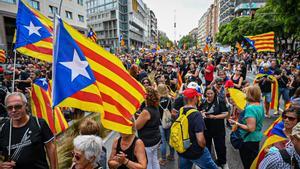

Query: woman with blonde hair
157,84,174,166
229,85,264,169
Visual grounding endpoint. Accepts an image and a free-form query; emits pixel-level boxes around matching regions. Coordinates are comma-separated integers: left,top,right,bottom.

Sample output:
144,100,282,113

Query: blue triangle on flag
34,78,49,91
14,0,52,49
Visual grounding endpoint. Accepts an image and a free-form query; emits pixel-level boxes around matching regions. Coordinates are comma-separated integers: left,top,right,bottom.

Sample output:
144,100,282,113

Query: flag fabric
31,78,68,134
53,18,146,134
203,44,209,53
0,49,6,63
14,0,53,62
251,121,286,169
87,29,97,43
264,116,282,136
254,74,279,110
245,32,275,52
177,71,182,90
235,42,244,55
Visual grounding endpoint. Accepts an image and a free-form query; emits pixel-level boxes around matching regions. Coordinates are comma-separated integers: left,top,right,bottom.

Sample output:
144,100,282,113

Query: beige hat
157,84,169,97
292,122,300,139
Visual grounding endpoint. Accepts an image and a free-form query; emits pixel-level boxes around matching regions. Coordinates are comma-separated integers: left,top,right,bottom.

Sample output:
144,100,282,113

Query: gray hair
4,92,27,106
73,135,103,166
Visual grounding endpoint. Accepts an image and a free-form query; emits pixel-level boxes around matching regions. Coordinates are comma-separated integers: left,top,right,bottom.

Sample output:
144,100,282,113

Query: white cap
187,82,199,89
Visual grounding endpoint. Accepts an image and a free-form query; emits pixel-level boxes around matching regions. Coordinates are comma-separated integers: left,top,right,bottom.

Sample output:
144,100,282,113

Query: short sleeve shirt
0,116,54,169
178,107,206,159
240,105,264,142
204,65,214,81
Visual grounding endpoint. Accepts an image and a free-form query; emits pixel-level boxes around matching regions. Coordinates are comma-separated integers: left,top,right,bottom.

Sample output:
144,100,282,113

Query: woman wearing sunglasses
71,135,103,169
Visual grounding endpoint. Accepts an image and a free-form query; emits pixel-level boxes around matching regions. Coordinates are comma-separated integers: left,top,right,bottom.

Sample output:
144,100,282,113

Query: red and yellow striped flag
235,42,244,55
245,32,275,52
177,71,182,90
54,19,146,134
203,44,209,53
87,29,97,43
31,78,68,134
0,49,6,63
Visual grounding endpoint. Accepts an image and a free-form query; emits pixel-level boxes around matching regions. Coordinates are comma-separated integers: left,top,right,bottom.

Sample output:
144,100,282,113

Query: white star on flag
60,49,91,82
39,78,48,86
24,21,42,36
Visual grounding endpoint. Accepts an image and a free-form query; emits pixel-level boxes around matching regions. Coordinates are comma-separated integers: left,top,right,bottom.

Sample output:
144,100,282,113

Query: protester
229,86,264,169
71,135,102,169
135,87,161,169
199,87,229,168
177,88,218,169
157,84,174,166
78,118,106,169
259,122,300,169
0,92,57,169
255,64,274,118
204,59,215,86
108,128,147,169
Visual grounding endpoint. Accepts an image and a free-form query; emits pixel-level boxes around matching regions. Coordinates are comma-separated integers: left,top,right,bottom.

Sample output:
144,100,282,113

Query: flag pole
11,49,17,92
8,119,12,161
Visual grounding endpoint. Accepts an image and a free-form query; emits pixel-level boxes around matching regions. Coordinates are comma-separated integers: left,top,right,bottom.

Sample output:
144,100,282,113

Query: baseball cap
292,122,300,139
183,88,201,99
225,80,234,88
166,61,173,66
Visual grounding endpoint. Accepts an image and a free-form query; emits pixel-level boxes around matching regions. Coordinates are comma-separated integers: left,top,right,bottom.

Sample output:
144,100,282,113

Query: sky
142,0,213,41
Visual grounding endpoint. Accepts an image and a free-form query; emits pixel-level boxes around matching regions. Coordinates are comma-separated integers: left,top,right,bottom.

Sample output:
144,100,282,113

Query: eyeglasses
143,81,150,85
72,151,81,161
6,104,24,111
282,114,297,121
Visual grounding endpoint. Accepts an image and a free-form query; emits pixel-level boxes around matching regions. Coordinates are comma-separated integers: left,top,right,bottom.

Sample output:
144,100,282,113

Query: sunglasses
282,114,297,121
143,81,150,84
72,151,81,161
6,104,24,111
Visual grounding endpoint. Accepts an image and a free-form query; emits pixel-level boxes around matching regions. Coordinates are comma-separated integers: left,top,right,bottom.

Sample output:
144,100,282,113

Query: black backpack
279,149,300,169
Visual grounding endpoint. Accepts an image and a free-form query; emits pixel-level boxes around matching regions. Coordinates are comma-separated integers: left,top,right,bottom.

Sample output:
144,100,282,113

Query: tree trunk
291,36,296,54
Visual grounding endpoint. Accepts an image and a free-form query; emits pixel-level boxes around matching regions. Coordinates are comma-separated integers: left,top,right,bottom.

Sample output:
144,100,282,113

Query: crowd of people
0,49,300,169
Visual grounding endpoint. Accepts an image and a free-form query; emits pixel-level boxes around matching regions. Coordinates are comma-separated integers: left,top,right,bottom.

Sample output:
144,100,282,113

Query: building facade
197,12,208,47
0,0,87,50
234,0,266,17
219,0,234,25
87,0,156,50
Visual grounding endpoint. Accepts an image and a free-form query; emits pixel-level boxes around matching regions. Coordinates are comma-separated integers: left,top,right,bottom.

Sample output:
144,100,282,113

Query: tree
216,0,300,52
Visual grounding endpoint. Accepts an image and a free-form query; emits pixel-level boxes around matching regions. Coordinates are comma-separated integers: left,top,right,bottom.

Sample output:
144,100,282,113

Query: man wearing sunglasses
0,92,57,169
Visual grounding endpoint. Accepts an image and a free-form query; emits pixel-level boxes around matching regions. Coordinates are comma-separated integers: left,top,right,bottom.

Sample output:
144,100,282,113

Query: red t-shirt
205,65,214,81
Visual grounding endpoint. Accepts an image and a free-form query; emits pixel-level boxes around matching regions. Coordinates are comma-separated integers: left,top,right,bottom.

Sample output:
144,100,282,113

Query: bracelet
124,159,129,166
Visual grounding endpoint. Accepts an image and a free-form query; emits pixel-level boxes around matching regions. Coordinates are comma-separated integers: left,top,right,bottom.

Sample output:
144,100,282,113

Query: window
49,5,58,14
78,15,84,22
1,0,16,4
29,0,40,10
66,11,73,19
77,0,83,5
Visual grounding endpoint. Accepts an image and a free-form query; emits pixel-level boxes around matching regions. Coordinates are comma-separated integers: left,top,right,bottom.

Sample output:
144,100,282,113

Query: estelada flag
254,74,279,110
31,78,68,134
235,42,244,55
87,28,97,43
177,71,182,90
245,32,275,52
14,0,53,62
0,49,6,63
53,18,146,134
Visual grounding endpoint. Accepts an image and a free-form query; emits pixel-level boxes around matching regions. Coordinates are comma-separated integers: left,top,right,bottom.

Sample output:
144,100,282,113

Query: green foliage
216,0,300,51
178,35,197,49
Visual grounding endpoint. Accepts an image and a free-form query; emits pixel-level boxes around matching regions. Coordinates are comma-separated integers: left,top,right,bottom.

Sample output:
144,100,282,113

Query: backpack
279,149,300,169
160,99,172,129
169,107,198,153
